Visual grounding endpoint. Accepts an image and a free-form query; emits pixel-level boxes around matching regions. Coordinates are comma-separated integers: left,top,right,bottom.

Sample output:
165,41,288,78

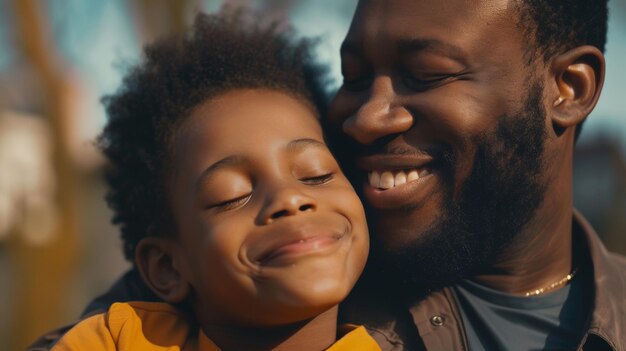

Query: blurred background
0,0,624,349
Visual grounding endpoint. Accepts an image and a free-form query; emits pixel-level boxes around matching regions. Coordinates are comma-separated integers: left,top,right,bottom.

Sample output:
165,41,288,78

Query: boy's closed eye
300,172,334,185
203,170,336,212
209,193,251,211
207,171,334,212
199,142,340,211
198,168,252,211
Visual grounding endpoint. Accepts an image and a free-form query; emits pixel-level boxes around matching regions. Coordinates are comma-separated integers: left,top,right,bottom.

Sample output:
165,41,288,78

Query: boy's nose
342,76,413,145
257,187,317,225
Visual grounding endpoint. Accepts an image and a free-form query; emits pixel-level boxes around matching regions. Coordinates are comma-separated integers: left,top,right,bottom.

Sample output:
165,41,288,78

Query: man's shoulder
590,239,626,292
603,250,626,294
575,210,626,293
340,285,461,351
607,250,626,267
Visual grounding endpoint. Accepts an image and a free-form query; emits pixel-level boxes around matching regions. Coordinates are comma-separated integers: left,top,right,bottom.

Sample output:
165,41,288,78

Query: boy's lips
250,223,349,266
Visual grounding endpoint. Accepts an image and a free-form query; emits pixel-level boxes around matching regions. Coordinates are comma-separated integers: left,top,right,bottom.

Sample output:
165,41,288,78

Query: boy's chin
247,245,365,321
240,275,356,327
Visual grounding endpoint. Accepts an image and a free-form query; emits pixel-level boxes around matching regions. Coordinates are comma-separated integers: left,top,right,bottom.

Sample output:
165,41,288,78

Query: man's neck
471,184,574,296
201,307,338,351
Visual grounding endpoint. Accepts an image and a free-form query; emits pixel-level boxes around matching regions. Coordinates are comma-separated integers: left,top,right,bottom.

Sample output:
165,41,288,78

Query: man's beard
358,82,549,300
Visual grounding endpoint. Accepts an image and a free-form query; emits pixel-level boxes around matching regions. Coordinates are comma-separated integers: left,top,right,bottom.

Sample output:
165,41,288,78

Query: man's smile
354,153,441,209
367,168,432,189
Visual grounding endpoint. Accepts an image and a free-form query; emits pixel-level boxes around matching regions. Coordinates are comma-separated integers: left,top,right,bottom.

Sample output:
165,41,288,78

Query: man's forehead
347,0,516,43
341,0,523,63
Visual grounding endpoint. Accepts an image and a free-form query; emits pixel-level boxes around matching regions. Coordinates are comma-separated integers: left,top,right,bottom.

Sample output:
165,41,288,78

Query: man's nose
342,76,413,145
257,186,317,225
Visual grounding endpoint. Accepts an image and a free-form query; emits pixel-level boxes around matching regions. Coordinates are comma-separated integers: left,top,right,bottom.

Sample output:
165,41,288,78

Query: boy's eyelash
212,194,250,210
300,173,334,185
209,173,333,210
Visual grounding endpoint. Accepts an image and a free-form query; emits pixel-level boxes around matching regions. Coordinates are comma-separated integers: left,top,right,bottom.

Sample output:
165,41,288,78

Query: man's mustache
331,134,453,164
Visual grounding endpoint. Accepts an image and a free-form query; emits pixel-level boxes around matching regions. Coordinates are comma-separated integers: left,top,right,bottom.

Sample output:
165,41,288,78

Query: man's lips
356,154,434,171
356,154,440,209
250,224,347,265
357,154,434,190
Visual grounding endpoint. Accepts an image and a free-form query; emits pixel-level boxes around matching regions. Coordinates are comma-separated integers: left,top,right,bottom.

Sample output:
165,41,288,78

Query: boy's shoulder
48,302,193,351
106,302,188,336
35,302,381,351
331,324,382,351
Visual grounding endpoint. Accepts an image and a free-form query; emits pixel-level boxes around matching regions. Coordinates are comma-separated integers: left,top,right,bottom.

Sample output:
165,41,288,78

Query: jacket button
430,315,445,326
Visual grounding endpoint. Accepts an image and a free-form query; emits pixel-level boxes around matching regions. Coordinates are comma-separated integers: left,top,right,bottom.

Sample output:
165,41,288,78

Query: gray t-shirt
452,269,591,351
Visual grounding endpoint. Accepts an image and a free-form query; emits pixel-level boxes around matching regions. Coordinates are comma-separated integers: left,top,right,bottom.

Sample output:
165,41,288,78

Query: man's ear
549,45,605,135
135,237,191,304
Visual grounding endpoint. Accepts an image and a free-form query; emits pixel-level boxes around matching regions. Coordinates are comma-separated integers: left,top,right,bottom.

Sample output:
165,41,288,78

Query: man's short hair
98,10,330,261
517,0,608,61
516,0,608,140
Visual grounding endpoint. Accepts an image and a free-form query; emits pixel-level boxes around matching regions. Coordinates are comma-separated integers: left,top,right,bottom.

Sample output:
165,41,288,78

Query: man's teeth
368,169,427,189
380,172,394,189
394,172,407,186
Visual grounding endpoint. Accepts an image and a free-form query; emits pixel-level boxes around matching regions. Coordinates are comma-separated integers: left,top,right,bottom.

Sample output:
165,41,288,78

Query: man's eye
210,194,251,211
300,173,334,185
402,69,468,92
402,74,450,92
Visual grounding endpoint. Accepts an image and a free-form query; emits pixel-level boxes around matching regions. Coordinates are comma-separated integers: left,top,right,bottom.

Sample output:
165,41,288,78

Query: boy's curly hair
98,10,331,261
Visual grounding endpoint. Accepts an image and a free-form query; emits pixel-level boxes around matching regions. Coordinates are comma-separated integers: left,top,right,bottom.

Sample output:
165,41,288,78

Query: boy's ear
549,45,605,135
135,237,191,304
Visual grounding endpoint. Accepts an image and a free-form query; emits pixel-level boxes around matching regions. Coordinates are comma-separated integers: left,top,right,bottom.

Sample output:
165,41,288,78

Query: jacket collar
574,209,626,351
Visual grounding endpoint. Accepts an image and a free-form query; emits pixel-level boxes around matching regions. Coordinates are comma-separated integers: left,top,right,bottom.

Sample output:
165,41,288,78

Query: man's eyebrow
397,38,468,62
340,40,363,57
195,155,247,190
341,38,468,65
286,138,327,152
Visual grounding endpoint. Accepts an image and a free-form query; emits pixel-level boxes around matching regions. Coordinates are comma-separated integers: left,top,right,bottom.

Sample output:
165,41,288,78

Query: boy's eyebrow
285,138,327,152
195,155,247,190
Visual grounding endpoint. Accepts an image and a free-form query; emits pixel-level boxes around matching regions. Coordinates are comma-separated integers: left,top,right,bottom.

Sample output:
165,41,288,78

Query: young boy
51,10,378,351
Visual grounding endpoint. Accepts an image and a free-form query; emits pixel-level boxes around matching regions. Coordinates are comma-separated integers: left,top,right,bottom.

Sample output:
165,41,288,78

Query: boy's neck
201,307,338,351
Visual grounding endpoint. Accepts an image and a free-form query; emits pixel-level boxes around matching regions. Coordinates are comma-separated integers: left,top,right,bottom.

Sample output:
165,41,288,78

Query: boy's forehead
170,89,324,163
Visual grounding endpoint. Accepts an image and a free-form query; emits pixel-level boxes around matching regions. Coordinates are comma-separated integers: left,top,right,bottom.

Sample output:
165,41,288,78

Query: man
328,0,625,350
29,0,625,350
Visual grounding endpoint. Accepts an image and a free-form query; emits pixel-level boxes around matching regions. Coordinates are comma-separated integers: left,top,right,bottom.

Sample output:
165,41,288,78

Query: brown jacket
342,210,626,350
28,210,626,350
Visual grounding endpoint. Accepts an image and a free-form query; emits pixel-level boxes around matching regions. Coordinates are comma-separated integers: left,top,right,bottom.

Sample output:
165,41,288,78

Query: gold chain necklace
523,268,578,297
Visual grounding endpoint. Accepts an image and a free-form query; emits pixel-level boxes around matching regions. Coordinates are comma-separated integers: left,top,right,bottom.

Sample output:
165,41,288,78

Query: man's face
328,0,550,293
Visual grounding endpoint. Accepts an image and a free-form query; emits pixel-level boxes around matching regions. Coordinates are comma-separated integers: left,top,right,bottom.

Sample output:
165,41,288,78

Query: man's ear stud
553,96,564,106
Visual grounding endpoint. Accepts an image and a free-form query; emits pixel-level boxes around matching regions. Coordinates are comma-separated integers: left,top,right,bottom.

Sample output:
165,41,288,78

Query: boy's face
166,89,368,326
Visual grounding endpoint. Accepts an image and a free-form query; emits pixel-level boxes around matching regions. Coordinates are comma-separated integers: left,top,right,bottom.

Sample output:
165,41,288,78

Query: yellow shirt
52,302,381,351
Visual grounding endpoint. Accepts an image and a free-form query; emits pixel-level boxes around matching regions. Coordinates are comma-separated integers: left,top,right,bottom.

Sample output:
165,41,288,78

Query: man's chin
357,181,472,298
365,210,483,300
364,187,450,249
370,214,438,252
